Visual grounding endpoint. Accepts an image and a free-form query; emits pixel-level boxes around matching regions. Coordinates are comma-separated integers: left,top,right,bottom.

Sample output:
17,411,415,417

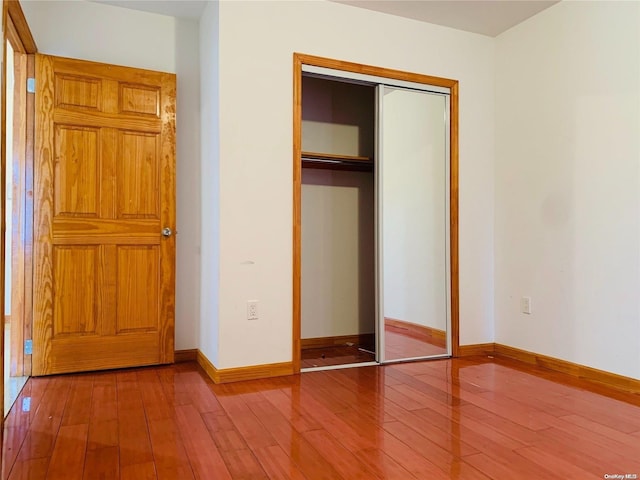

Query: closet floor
301,327,449,368
301,345,375,369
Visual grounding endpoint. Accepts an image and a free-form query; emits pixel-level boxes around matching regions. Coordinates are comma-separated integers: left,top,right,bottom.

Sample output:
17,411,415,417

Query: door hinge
24,339,33,355
27,77,35,93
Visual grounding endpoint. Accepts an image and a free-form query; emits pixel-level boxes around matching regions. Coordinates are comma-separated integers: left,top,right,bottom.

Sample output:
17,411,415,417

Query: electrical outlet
247,300,258,320
521,296,532,315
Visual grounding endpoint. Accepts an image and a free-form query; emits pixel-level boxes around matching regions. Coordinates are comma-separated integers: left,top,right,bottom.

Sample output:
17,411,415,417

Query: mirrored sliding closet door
377,86,451,363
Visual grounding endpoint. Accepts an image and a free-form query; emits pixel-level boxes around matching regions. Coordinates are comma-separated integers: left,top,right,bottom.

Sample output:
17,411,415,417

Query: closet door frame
292,53,459,374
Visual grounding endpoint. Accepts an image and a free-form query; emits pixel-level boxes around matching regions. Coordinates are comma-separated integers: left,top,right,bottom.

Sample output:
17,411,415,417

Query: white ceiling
331,0,559,37
90,0,208,19
90,0,559,37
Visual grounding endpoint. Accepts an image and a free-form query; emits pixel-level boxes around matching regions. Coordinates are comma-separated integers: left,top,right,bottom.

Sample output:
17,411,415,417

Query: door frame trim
5,0,36,54
292,53,459,373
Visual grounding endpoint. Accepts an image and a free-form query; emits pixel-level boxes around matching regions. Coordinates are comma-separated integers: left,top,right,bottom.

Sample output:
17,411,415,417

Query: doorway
3,39,27,415
299,75,376,370
2,0,36,417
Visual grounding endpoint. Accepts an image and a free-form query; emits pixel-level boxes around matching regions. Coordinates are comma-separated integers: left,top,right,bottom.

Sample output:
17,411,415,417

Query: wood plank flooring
2,356,640,479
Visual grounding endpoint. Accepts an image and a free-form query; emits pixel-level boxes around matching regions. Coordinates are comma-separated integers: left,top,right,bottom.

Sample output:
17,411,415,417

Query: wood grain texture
197,350,294,384
385,318,447,348
53,246,98,336
449,81,460,357
116,246,160,333
119,83,160,117
195,350,218,385
53,125,99,216
214,362,295,384
292,53,302,374
452,343,640,395
5,12,22,55
33,53,176,375
3,358,640,478
458,343,496,357
292,53,460,372
5,0,36,53
384,324,448,360
32,53,55,376
301,151,371,162
0,0,36,425
158,70,176,364
174,349,197,363
46,424,88,480
295,53,458,88
117,131,160,218
23,53,35,377
300,333,375,350
9,50,27,376
493,343,640,394
301,345,375,369
55,75,101,110
2,0,8,433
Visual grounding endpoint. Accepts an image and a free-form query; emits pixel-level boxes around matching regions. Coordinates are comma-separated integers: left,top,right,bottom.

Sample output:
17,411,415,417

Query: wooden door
32,54,176,375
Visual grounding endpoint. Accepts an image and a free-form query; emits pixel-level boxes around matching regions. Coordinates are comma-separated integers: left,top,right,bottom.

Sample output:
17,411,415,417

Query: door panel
377,86,450,363
54,125,100,216
116,245,160,333
33,54,176,375
117,131,159,218
55,74,102,110
53,245,98,336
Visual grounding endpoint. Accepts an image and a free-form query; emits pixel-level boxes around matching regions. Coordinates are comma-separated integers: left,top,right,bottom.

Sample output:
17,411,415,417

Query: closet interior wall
300,76,376,365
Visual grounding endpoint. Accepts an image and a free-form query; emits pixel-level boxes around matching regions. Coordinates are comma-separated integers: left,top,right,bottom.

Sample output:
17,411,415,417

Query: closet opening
3,28,34,417
293,54,460,374
300,75,376,370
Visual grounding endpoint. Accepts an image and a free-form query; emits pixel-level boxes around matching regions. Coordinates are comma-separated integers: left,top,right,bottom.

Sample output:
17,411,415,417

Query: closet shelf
301,151,373,172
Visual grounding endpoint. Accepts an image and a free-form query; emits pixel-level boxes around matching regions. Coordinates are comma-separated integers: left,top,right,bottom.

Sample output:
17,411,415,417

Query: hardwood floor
2,356,640,479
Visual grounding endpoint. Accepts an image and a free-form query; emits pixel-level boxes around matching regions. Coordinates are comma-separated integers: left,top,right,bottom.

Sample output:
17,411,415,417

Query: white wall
214,0,495,368
495,1,640,378
22,0,202,350
198,1,220,364
301,169,375,339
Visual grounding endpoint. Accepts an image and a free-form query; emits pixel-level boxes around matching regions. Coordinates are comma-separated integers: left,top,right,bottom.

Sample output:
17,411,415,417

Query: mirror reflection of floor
4,323,28,416
384,322,448,360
